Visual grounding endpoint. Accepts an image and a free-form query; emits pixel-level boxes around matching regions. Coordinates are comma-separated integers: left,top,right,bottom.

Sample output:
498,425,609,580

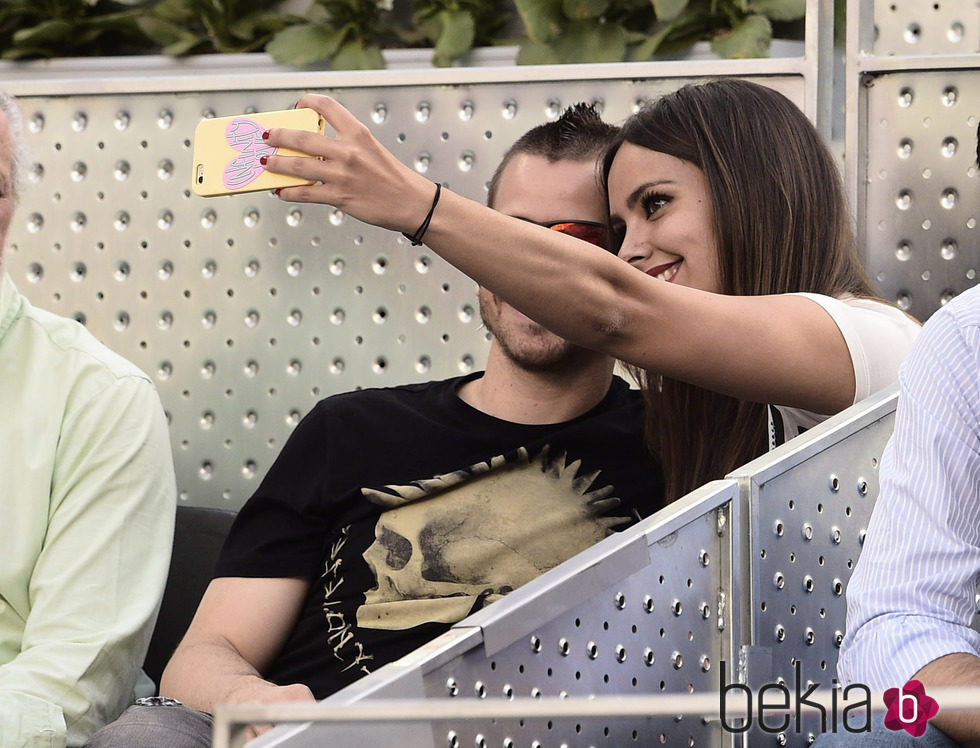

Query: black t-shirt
215,373,664,699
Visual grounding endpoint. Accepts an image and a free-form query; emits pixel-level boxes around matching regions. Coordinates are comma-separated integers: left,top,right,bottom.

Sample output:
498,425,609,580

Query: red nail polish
259,156,268,165
274,188,281,196
262,130,270,140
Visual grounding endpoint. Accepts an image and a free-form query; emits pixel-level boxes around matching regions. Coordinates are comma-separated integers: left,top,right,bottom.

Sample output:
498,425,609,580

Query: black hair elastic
402,182,442,246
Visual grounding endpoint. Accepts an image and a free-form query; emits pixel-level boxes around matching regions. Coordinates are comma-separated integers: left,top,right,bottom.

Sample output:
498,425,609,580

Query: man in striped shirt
834,125,980,748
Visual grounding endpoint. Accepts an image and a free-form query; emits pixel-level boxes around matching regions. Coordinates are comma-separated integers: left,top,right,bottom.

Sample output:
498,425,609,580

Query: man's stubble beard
478,292,584,373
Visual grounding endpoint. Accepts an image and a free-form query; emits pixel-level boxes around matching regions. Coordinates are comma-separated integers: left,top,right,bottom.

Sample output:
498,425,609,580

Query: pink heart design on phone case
222,117,277,189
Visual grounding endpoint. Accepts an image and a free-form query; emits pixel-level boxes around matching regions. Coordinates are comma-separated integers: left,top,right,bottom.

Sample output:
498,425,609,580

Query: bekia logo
883,680,939,737
719,663,940,737
719,661,872,734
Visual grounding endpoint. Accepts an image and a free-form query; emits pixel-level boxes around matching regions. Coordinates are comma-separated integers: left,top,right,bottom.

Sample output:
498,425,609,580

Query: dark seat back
143,504,237,691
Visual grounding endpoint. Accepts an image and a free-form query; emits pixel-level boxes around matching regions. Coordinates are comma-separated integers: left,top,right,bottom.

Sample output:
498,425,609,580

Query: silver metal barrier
210,386,901,748
846,0,980,324
235,479,741,748
3,63,812,510
729,384,899,747
5,4,969,744
212,688,980,748
7,3,965,508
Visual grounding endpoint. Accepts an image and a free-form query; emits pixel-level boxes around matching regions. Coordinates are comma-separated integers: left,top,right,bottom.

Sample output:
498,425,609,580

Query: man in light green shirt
0,91,177,746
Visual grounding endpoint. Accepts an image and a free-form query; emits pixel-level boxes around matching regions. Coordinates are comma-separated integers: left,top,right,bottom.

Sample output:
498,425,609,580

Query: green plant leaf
13,19,74,46
266,23,346,65
332,38,386,69
3,45,52,60
710,12,771,57
228,17,260,41
628,2,717,57
432,9,475,66
391,24,430,46
631,19,677,59
516,40,562,64
139,11,202,57
553,19,626,62
652,0,688,22
136,15,191,46
0,0,805,65
514,0,564,43
748,0,805,21
148,0,195,25
227,9,299,42
305,3,329,23
562,0,608,21
161,35,205,56
245,13,295,35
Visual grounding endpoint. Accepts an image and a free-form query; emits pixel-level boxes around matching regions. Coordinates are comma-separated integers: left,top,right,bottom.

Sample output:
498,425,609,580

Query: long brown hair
602,79,879,500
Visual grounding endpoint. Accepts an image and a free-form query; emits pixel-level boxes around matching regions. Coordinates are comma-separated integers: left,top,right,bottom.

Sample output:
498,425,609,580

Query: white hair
0,90,34,202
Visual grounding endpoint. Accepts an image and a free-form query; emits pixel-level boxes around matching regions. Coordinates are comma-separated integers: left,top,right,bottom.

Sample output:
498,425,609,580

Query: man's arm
0,376,176,747
915,653,980,747
160,576,315,713
839,293,980,731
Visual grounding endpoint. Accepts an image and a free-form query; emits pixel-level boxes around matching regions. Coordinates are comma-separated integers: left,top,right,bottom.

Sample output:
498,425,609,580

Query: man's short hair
487,103,619,208
0,90,32,203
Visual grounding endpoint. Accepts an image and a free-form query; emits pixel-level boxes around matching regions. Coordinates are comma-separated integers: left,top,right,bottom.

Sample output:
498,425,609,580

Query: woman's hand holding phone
191,107,325,197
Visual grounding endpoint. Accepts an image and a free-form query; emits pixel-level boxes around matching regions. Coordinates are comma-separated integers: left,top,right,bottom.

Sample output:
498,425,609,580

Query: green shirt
0,273,176,747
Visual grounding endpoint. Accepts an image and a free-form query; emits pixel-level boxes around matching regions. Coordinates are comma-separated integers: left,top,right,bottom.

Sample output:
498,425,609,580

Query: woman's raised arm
264,94,895,416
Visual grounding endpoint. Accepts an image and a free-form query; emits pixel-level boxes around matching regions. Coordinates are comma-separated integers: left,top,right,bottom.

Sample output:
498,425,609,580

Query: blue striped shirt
838,284,980,690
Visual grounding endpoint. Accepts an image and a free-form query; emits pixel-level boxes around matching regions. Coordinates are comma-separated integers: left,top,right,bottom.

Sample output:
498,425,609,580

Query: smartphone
191,108,325,197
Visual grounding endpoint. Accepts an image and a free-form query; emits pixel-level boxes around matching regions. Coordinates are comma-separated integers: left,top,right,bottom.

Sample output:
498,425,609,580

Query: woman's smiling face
607,141,721,294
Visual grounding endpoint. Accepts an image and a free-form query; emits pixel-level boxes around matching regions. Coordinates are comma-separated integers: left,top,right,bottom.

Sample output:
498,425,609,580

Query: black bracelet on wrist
402,182,442,246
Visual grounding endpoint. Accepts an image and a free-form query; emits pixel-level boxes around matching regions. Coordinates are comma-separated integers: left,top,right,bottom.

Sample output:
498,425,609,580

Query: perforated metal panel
846,1,980,323
3,89,494,509
873,1,980,56
246,480,739,748
216,391,901,747
728,386,899,747
860,68,980,323
3,75,804,510
421,501,732,748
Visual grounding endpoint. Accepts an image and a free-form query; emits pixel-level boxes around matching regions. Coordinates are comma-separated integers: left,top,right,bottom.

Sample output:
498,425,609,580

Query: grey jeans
814,713,963,748
83,697,213,748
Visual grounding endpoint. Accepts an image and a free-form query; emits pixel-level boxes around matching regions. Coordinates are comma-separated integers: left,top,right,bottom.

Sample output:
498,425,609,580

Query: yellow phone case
191,108,325,197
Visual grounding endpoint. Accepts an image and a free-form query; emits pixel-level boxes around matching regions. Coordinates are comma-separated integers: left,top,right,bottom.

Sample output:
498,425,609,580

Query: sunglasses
524,219,612,252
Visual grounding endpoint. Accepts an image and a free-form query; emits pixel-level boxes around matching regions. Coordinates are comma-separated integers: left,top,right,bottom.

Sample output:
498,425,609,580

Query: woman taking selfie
264,79,919,499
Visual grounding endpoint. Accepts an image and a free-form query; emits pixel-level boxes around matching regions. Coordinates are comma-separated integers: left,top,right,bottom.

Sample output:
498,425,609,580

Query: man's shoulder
317,374,642,412
13,288,153,389
936,284,980,331
312,375,465,415
911,285,980,365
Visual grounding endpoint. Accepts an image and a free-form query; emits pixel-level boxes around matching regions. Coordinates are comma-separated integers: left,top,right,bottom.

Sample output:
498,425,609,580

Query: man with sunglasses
85,103,663,748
